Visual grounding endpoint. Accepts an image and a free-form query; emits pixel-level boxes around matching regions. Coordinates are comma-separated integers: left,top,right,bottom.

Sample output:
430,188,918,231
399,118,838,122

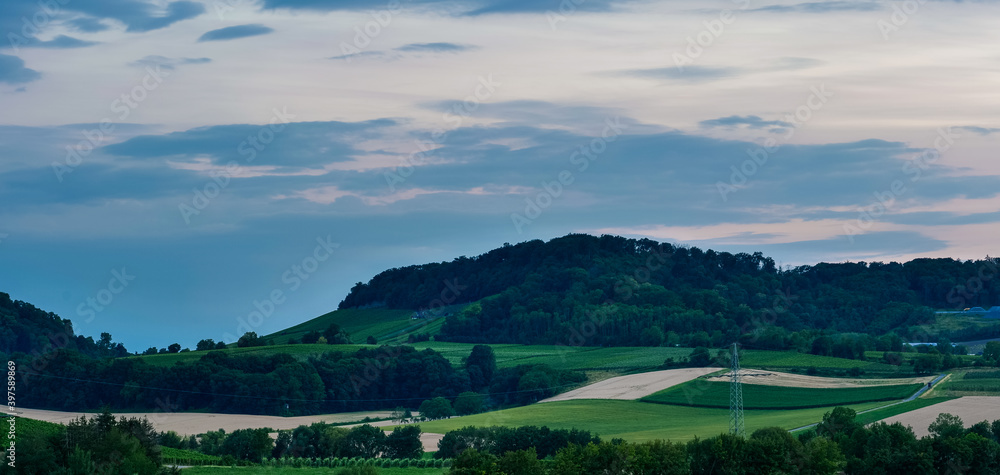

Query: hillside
337,234,1000,348
0,291,129,359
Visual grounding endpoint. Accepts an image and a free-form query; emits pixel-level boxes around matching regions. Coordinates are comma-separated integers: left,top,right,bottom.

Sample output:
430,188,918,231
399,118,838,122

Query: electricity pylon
729,342,745,437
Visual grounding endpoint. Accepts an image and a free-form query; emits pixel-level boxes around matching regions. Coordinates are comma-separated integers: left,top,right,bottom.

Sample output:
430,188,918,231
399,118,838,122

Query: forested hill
340,234,1000,346
0,292,128,359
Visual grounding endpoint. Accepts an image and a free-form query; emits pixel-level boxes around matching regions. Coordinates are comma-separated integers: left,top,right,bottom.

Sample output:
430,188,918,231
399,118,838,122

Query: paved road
788,373,946,433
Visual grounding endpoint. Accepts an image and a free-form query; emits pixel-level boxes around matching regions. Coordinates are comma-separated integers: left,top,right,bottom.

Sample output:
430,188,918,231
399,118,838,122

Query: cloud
625,65,741,82
748,1,883,13
957,126,1000,136
622,57,821,83
0,54,41,84
1,0,204,48
330,42,478,62
328,51,390,61
700,115,793,130
24,35,99,49
260,0,633,15
198,24,275,42
67,17,110,33
102,119,397,169
767,56,824,71
128,55,212,71
395,42,476,53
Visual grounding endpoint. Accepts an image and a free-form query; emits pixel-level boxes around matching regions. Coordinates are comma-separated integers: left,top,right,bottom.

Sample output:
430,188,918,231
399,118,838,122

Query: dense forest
0,292,129,359
340,234,1000,347
8,344,581,415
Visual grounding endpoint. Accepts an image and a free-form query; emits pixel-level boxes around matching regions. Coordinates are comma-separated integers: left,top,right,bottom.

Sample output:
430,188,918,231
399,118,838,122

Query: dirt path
877,396,1000,437
13,407,396,436
540,367,722,403
705,370,935,389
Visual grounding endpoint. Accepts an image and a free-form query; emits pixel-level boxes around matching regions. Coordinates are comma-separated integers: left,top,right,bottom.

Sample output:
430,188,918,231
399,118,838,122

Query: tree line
9,343,581,416
447,408,1000,474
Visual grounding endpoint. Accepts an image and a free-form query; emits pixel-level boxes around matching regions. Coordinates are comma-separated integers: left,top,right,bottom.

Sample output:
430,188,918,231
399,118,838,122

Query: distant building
967,307,988,313
986,306,1000,319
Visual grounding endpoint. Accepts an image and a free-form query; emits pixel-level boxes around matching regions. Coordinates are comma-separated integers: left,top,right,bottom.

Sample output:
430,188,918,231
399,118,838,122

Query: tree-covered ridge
339,234,999,346
0,291,128,359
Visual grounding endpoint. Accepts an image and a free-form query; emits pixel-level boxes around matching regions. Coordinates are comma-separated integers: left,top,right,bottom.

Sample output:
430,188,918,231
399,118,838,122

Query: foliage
237,332,265,348
14,343,558,415
0,291,129,357
434,425,600,459
6,410,170,474
384,426,424,459
419,397,456,420
453,392,484,416
220,428,273,463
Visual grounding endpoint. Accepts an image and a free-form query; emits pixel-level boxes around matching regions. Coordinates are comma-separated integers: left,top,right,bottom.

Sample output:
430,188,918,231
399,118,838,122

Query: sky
1,0,999,351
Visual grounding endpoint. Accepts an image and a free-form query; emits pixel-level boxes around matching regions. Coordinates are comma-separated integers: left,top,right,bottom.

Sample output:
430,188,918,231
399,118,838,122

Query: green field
402,399,888,442
642,381,923,409
851,397,957,427
933,369,1000,395
180,467,444,475
264,307,424,345
742,351,904,373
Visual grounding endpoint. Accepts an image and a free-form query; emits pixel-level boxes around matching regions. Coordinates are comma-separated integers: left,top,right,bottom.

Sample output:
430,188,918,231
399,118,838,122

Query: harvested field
540,367,722,403
877,396,1000,437
14,408,395,436
705,369,935,388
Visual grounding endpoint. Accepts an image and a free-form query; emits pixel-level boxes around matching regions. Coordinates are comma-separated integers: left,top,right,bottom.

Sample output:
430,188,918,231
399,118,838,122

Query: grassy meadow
402,399,890,442
642,381,924,409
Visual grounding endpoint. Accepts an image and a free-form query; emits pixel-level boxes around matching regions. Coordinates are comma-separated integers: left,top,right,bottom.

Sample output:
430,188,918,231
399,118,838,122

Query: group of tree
11,410,178,475
9,340,580,416
435,425,601,460
447,408,1000,474
270,423,423,460
0,292,129,360
338,234,1000,348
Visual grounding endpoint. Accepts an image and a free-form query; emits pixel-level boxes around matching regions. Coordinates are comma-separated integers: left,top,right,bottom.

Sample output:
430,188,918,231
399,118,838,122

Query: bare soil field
14,407,395,435
16,407,445,451
540,367,721,403
877,396,1000,437
705,370,935,389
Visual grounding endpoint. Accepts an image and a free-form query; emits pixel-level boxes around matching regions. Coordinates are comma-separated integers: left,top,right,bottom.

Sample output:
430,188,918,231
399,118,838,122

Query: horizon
2,0,999,350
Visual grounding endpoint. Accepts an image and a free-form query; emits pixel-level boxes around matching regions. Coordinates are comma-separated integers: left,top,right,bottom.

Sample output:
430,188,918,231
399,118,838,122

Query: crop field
852,397,956,427
861,350,980,367
741,351,903,373
403,399,888,442
934,369,1000,396
263,307,420,345
162,446,222,465
641,381,922,409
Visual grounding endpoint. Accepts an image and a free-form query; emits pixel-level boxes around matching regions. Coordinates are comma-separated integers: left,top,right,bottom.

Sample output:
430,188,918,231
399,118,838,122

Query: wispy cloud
198,24,274,42
700,115,793,130
128,56,212,71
